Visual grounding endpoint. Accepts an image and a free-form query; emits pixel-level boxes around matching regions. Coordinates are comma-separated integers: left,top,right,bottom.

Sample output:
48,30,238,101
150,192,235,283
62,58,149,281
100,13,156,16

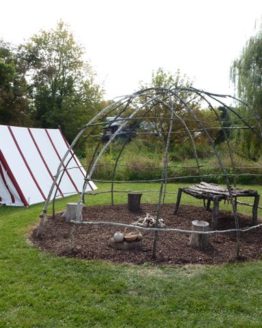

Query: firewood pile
133,213,166,228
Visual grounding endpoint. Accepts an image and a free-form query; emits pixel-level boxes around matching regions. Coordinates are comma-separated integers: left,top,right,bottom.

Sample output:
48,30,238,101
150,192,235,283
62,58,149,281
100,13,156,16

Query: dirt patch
31,204,262,265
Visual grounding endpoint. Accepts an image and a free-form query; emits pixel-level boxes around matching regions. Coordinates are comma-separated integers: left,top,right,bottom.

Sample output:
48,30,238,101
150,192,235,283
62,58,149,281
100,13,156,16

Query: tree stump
128,192,142,212
64,202,83,222
189,220,209,250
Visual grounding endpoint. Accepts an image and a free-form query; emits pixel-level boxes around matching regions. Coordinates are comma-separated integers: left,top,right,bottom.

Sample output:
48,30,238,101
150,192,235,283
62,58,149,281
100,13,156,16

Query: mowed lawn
0,183,262,327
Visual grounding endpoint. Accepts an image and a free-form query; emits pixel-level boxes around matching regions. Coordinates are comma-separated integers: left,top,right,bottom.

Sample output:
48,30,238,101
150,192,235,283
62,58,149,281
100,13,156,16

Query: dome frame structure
38,87,261,258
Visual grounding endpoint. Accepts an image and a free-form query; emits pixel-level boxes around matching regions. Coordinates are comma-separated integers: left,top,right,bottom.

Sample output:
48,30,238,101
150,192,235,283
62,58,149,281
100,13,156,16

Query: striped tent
0,125,95,206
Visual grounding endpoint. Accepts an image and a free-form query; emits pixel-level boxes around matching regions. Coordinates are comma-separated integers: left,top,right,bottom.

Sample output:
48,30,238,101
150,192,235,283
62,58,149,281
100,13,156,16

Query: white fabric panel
0,165,12,205
1,163,23,205
0,125,43,205
58,133,86,176
48,130,92,193
30,128,70,198
0,163,23,206
11,127,50,202
0,125,94,206
44,129,82,195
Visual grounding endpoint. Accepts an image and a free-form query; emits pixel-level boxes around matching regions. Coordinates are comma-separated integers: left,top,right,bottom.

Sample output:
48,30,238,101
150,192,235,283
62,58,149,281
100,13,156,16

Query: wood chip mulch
31,204,262,265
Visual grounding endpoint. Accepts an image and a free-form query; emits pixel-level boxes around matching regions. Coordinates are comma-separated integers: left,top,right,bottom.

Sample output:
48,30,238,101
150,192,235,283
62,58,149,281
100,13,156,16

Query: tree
214,106,231,146
19,21,103,143
231,27,262,118
138,68,213,159
0,41,31,125
231,27,262,160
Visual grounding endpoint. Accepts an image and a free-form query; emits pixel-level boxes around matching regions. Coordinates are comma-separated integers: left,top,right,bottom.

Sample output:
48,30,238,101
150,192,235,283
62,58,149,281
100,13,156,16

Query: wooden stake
252,194,260,225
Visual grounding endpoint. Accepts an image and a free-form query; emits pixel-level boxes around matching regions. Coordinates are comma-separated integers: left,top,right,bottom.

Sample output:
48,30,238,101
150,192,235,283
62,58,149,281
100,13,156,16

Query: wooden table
174,182,260,228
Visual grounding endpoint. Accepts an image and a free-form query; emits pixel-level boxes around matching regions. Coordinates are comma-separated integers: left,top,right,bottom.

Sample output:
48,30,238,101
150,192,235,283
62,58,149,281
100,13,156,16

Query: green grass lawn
0,183,262,327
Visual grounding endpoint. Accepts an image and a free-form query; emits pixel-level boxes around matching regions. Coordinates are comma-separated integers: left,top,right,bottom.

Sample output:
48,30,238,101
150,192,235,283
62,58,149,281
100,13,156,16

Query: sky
0,0,261,99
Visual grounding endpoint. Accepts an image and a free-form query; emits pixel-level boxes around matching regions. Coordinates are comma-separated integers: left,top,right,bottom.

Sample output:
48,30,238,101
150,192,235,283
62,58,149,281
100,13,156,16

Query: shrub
125,156,162,180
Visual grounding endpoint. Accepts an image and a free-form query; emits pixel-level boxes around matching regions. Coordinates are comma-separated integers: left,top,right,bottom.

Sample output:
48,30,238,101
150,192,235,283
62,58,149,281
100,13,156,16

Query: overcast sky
0,0,261,99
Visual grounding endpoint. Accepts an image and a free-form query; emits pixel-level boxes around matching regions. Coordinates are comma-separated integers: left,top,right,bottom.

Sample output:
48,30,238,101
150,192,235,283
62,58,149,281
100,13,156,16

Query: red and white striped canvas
0,125,96,206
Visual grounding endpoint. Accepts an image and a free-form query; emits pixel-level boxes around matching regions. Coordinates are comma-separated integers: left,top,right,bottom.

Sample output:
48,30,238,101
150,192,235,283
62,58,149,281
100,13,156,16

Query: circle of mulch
31,204,262,265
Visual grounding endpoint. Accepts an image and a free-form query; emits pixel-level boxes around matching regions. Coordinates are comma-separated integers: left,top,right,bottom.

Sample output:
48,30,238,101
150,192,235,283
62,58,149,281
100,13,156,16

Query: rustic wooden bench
174,182,260,228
